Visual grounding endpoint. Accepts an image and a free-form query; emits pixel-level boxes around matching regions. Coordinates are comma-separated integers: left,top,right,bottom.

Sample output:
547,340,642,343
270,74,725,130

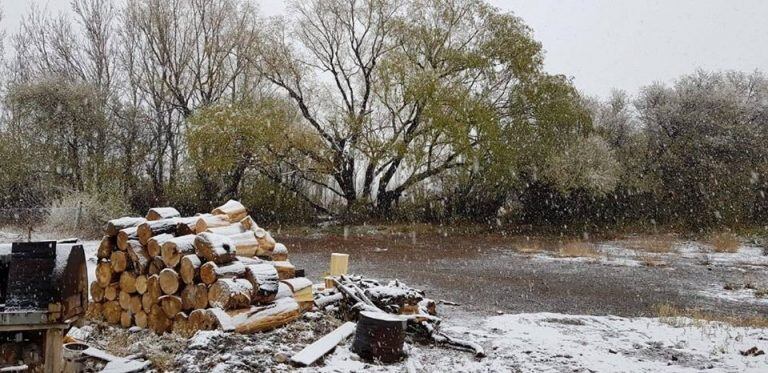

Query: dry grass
710,232,741,253
637,253,667,267
558,241,599,258
654,303,768,328
624,235,677,253
515,239,544,254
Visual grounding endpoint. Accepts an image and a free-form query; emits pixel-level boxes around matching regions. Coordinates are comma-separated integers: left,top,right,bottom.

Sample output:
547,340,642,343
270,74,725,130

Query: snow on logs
88,200,301,335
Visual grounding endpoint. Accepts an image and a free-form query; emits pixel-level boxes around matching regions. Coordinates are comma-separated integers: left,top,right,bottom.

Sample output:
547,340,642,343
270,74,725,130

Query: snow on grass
698,285,768,306
302,312,768,372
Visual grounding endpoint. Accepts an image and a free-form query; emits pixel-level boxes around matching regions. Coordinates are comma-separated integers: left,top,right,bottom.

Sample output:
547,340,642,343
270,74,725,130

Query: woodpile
88,200,307,335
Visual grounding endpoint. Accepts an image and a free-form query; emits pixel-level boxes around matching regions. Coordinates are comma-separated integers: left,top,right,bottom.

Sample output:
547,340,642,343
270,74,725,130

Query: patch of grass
637,253,667,267
516,239,544,254
654,303,768,328
624,235,677,253
710,232,741,253
558,241,599,258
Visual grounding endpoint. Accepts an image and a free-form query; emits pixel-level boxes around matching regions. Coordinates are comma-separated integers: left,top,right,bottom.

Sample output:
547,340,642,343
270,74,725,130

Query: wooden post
44,328,64,373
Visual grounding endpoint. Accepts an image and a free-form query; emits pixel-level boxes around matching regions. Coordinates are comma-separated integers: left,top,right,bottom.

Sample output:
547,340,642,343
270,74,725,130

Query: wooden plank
329,253,349,276
44,328,63,373
290,322,356,366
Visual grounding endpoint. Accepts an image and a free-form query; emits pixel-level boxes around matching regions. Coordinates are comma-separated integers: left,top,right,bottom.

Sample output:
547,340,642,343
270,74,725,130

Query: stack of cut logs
88,200,312,335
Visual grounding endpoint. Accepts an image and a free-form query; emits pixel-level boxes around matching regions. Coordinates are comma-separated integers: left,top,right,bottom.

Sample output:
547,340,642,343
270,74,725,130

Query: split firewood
273,243,288,261
120,311,133,328
208,278,253,309
283,278,314,311
135,310,148,328
244,263,279,304
188,309,217,331
159,268,181,295
104,282,120,301
125,240,151,275
110,251,129,273
207,222,247,236
179,254,202,285
160,234,197,268
135,275,148,295
195,232,236,264
273,261,295,280
90,281,105,302
234,297,300,334
253,228,277,256
138,218,179,245
117,227,139,250
119,271,137,294
290,322,357,366
97,236,115,260
96,261,117,287
181,283,209,311
159,295,183,318
175,216,200,236
228,231,259,257
147,233,174,258
200,261,247,285
103,301,122,324
106,217,146,237
146,207,180,221
212,200,248,222
195,214,230,233
148,256,166,275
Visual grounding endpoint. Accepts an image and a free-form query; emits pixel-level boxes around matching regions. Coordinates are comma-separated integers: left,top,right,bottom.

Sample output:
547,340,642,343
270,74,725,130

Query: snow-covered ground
297,313,767,372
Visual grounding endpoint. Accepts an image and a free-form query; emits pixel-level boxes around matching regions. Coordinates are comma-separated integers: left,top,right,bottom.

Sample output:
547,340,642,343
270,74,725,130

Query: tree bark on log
179,255,202,285
195,214,230,233
350,311,406,363
233,297,300,334
200,261,247,285
97,236,115,260
244,263,279,304
208,278,253,310
106,217,146,237
160,235,197,268
175,216,200,236
147,233,174,258
228,231,259,257
207,223,246,236
117,227,139,250
148,256,166,275
125,240,150,275
138,219,179,245
195,233,236,264
212,200,248,222
272,261,295,280
146,207,180,221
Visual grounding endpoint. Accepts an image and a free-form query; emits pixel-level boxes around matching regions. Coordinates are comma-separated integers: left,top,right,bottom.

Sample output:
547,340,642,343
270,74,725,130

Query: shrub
44,190,131,238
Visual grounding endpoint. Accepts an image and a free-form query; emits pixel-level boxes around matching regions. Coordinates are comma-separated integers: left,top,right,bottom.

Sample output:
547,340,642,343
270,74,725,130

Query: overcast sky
4,0,767,98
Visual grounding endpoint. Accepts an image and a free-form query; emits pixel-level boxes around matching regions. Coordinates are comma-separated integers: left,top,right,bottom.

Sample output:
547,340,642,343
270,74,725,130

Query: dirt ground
281,227,768,320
